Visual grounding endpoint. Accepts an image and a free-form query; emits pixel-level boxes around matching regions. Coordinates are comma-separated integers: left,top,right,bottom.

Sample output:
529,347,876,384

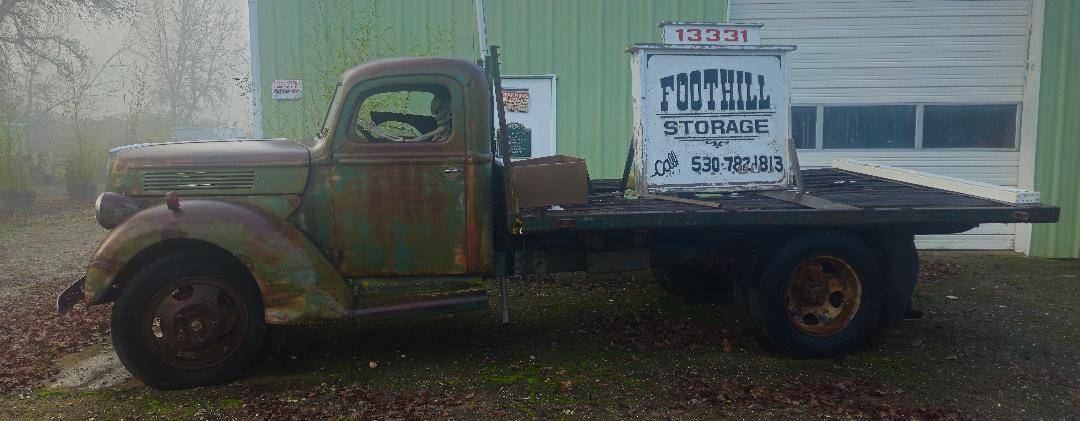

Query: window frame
791,102,1022,152
342,79,463,148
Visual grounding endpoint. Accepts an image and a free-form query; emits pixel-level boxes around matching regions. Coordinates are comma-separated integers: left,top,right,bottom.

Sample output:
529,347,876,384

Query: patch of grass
35,390,62,400
146,398,168,415
217,398,244,410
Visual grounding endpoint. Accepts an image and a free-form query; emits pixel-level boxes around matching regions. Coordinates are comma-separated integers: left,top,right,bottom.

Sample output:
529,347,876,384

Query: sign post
629,23,795,193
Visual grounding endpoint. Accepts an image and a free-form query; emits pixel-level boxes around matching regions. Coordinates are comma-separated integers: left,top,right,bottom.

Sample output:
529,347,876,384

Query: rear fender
84,199,352,323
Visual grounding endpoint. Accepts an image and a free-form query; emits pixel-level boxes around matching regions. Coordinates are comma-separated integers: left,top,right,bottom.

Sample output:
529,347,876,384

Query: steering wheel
357,119,422,142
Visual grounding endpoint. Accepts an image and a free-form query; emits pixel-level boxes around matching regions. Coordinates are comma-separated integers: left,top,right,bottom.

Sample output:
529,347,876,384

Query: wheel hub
785,256,862,336
144,277,248,370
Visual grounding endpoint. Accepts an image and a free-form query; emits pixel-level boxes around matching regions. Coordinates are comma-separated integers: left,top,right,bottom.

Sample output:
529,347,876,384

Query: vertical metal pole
474,0,489,65
499,277,510,323
788,137,805,193
247,0,264,138
620,139,634,192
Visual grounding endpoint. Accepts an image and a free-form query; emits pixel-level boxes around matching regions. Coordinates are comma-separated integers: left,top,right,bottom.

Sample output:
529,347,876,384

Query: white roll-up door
730,0,1036,250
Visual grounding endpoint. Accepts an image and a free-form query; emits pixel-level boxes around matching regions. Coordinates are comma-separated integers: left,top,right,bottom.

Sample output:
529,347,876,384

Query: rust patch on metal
82,200,353,324
786,256,862,336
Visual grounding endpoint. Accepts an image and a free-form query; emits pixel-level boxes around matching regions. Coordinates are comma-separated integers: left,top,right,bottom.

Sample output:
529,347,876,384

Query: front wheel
111,251,266,389
754,232,885,357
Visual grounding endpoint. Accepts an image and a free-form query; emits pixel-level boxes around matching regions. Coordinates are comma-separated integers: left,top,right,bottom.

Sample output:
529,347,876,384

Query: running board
351,293,489,321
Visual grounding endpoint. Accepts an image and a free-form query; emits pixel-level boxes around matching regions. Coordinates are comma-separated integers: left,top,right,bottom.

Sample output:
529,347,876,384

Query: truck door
331,79,469,277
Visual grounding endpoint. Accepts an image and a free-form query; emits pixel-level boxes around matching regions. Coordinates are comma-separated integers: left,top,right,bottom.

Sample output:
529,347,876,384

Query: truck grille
142,170,256,192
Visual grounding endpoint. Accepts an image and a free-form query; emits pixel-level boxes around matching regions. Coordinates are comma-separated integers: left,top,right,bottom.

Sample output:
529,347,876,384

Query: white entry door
499,75,556,159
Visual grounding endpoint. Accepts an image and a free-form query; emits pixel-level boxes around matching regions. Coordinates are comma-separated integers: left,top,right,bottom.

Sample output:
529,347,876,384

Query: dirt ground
0,202,1077,420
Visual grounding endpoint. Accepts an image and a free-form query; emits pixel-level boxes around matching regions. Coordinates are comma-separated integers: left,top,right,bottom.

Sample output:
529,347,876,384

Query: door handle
442,167,462,174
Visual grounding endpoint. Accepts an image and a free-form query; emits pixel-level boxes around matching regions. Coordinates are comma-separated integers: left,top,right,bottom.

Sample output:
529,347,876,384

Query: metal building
249,0,1079,257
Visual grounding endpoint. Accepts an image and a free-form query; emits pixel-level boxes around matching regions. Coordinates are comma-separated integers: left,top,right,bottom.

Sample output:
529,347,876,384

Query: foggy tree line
0,0,246,200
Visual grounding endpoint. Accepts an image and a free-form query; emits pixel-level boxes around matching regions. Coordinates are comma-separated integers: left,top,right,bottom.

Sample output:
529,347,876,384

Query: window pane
791,106,816,149
922,105,1017,148
355,86,452,143
823,106,915,149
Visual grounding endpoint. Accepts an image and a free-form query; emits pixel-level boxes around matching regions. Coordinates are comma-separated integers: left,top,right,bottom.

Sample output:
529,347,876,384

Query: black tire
754,231,885,357
873,234,919,324
111,251,266,389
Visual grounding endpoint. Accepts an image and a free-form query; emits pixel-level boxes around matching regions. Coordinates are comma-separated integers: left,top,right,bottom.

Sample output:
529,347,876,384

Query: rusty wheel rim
785,256,862,336
142,277,248,370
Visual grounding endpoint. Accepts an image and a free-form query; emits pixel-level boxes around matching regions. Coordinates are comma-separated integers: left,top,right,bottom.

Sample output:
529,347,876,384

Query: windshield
315,83,344,148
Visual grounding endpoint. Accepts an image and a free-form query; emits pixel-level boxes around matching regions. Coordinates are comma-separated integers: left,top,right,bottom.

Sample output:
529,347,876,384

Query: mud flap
57,276,86,314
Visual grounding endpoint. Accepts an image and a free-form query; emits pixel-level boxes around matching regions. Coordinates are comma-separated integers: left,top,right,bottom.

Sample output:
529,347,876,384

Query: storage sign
271,80,302,100
630,44,795,192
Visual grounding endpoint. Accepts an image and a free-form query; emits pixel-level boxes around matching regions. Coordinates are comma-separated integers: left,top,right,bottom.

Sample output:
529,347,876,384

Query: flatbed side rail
519,168,1059,233
833,159,1040,205
520,206,1057,232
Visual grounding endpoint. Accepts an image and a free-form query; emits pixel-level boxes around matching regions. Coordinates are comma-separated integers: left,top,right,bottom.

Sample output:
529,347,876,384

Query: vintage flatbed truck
56,55,1059,389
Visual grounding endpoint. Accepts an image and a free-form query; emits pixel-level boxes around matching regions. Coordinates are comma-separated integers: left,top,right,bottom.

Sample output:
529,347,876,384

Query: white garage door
730,0,1037,250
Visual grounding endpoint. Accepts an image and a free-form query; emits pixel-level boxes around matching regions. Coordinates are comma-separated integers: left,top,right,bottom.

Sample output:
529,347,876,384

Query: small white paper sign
271,80,302,100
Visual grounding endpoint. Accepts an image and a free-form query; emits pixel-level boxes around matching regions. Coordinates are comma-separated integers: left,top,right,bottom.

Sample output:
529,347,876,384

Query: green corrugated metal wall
255,0,727,178
485,0,727,177
1031,0,1080,258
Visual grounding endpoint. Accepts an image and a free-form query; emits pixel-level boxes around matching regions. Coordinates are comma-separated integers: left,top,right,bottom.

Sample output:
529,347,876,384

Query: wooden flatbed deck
520,169,1059,233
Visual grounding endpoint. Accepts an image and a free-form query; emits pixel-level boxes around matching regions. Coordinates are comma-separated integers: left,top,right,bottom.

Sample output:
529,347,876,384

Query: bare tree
59,44,127,197
129,0,244,127
0,0,129,113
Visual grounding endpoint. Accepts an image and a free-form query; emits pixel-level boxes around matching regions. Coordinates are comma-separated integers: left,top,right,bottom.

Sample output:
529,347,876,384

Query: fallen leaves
0,206,110,394
238,383,476,420
587,313,748,350
0,294,110,394
920,261,962,283
670,376,967,420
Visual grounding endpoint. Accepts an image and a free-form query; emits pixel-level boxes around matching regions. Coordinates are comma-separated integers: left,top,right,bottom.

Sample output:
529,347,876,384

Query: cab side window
354,86,453,143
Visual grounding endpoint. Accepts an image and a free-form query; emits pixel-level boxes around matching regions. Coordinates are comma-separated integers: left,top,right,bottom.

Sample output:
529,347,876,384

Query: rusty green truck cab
58,58,497,389
62,58,494,324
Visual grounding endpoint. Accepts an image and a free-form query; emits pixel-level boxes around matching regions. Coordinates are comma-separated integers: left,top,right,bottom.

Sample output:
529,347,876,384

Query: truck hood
110,138,309,168
107,139,311,196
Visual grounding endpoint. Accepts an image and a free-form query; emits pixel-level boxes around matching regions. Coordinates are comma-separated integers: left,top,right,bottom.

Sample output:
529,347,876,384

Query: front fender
84,199,352,324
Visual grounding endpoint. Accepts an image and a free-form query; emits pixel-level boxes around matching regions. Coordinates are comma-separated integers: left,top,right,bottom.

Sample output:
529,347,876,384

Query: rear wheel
754,232,884,357
111,251,266,389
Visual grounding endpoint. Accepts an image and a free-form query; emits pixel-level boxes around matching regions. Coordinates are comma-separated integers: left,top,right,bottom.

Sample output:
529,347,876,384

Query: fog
68,0,253,129
0,0,255,206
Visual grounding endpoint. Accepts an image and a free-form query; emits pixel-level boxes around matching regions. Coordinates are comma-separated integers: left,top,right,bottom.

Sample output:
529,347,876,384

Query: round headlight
95,192,138,229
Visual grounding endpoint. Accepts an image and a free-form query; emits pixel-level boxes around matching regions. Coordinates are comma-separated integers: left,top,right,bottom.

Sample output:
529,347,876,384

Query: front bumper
56,276,86,314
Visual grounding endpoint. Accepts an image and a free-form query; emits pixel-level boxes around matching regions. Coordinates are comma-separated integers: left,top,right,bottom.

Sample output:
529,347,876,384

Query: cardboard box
509,155,589,209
